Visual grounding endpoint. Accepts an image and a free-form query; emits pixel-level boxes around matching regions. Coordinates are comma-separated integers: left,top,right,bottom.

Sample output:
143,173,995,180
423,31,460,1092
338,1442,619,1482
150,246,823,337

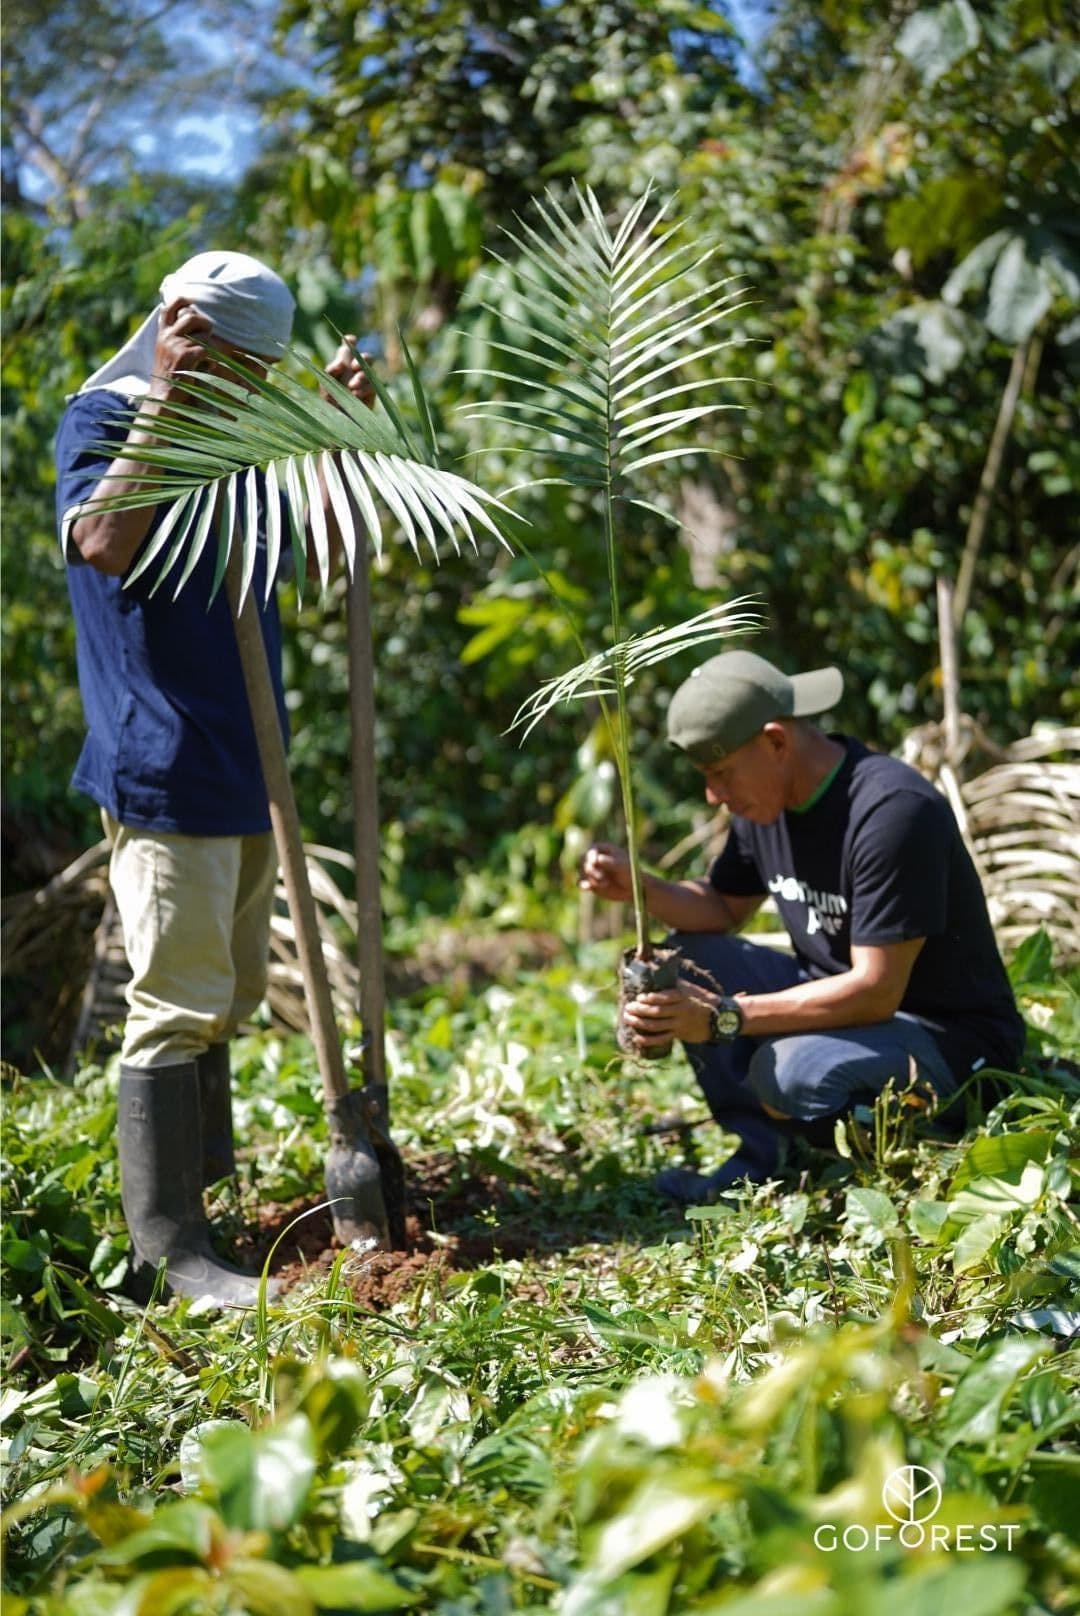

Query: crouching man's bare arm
579,841,762,934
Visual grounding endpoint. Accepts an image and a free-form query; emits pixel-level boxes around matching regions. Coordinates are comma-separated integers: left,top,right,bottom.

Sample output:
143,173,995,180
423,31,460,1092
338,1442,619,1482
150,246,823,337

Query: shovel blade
325,1092,389,1248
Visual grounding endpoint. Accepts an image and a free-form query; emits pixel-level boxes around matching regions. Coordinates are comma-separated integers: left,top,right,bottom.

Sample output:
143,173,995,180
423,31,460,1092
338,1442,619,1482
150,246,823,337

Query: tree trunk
953,337,1032,628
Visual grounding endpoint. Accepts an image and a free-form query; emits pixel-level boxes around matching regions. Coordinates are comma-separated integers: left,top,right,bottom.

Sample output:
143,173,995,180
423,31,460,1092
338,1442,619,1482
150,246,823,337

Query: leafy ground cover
2,930,1078,1614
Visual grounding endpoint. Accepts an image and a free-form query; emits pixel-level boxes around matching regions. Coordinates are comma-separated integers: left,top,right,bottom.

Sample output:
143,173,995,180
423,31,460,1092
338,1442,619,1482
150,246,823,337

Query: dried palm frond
2,841,366,1071
902,722,1080,961
266,845,360,1035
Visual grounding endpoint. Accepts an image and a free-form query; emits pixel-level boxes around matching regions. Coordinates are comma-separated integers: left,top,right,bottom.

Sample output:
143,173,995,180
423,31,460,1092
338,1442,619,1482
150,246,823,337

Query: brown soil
616,945,680,1061
384,929,563,1000
236,1151,562,1310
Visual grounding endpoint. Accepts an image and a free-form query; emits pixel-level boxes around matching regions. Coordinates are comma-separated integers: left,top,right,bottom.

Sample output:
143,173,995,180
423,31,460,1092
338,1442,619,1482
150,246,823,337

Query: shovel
225,540,390,1249
346,534,407,1248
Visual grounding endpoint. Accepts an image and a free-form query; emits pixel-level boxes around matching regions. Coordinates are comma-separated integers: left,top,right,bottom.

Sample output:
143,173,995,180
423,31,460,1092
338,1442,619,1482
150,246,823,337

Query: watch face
712,1005,741,1041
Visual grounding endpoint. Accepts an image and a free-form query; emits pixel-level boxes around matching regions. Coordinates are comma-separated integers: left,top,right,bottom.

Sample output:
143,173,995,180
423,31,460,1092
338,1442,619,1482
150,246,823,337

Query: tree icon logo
882,1466,942,1525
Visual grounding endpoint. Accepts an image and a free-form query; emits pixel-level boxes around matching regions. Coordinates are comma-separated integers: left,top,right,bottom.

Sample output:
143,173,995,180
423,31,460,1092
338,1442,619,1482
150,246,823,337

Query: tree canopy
3,0,1077,911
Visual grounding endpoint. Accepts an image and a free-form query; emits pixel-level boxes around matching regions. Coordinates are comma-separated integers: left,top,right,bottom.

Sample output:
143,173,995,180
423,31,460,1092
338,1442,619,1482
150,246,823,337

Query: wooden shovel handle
226,544,349,1106
347,533,388,1091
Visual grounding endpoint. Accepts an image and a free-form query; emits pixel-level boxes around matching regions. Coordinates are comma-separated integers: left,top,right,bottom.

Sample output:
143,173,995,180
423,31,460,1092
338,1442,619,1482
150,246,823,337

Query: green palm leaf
82,342,514,605
459,182,754,500
509,599,763,739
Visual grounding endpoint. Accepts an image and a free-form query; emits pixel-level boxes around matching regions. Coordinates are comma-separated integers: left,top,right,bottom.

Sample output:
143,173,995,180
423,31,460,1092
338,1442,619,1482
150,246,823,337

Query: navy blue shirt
56,389,288,835
708,737,1025,1079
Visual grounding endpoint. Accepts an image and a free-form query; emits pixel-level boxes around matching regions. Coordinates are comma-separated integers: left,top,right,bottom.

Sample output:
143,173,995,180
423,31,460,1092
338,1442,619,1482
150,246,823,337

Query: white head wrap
77,250,296,398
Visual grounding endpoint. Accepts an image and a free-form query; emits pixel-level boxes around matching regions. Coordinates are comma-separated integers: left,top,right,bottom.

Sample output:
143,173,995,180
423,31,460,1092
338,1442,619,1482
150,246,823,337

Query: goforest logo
813,1466,1019,1553
883,1466,942,1525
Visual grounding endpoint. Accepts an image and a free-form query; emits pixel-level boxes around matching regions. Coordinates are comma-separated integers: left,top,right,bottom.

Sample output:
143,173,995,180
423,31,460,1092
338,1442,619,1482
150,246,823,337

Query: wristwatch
708,995,744,1044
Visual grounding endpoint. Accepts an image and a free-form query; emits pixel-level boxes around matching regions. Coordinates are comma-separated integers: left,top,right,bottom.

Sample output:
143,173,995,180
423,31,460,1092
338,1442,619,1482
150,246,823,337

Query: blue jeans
669,932,957,1176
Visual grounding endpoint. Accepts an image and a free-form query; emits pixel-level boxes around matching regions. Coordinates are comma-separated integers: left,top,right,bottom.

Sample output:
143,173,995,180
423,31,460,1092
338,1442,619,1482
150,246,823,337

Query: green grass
2,932,1078,1614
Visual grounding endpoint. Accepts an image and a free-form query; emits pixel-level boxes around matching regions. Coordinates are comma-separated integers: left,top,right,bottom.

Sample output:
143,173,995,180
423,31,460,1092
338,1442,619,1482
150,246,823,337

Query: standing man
57,251,371,1302
581,651,1025,1204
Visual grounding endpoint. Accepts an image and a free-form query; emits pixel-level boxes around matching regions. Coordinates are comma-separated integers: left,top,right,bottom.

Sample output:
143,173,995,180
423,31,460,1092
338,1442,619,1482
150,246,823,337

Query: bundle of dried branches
265,844,359,1035
1,841,361,1071
901,721,1080,962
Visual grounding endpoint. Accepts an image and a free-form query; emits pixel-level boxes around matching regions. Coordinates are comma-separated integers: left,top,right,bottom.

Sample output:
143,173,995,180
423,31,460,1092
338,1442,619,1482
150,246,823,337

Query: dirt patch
237,1152,559,1309
384,929,564,1000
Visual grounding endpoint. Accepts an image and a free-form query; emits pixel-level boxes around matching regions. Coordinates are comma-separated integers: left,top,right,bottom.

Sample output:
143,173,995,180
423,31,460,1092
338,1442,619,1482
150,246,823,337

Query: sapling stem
601,260,650,962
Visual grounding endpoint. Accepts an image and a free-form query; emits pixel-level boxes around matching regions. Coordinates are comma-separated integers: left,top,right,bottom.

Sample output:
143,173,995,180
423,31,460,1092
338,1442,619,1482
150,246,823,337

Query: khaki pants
104,814,278,1068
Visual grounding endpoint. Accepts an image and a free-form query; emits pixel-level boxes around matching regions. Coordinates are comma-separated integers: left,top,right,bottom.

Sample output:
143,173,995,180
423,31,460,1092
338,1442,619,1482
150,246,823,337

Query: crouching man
580,651,1024,1204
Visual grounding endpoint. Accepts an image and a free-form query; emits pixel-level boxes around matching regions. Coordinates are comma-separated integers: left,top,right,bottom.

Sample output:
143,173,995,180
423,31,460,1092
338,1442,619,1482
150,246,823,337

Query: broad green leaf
845,1187,900,1242
908,1199,950,1243
866,1559,1025,1616
300,1360,369,1460
178,1420,247,1493
294,1561,422,1610
4,1238,46,1275
940,1336,1050,1448
459,598,531,664
951,1213,1004,1273
586,1473,731,1582
695,1588,840,1616
1048,1248,1080,1281
949,1131,1052,1193
97,1499,216,1565
227,1558,316,1616
986,236,1053,345
1020,39,1080,92
198,1413,317,1532
1028,1461,1080,1542
942,230,1010,306
110,1566,220,1616
948,1165,1045,1231
1008,927,1054,989
896,0,980,87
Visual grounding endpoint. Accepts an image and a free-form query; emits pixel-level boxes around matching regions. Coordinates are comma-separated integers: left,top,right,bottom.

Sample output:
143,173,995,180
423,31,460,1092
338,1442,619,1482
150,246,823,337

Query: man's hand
323,335,377,409
622,979,718,1047
71,298,227,574
148,298,239,402
580,843,634,903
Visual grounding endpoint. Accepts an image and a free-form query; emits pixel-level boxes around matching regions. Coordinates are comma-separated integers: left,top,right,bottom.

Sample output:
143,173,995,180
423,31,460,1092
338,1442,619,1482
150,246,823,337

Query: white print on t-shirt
767,873,848,937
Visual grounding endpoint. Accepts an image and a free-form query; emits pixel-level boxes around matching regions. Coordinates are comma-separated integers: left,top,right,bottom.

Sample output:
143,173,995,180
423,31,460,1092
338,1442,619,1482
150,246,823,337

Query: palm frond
508,599,764,740
81,346,515,604
902,723,1080,961
458,186,760,957
460,184,753,495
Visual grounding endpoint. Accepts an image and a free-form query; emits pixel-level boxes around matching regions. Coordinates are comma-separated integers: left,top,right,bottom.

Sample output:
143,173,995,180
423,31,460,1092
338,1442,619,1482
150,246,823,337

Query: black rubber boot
118,1063,275,1306
654,1126,785,1207
197,1044,237,1186
654,1155,770,1207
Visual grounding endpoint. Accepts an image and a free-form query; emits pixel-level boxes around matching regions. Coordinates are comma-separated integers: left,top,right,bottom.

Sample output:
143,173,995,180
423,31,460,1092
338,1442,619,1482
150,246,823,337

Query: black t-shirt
707,737,1025,1079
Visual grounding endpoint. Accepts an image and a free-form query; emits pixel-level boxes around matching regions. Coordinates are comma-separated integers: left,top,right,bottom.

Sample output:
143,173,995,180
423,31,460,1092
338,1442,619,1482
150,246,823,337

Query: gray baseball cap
667,650,843,766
